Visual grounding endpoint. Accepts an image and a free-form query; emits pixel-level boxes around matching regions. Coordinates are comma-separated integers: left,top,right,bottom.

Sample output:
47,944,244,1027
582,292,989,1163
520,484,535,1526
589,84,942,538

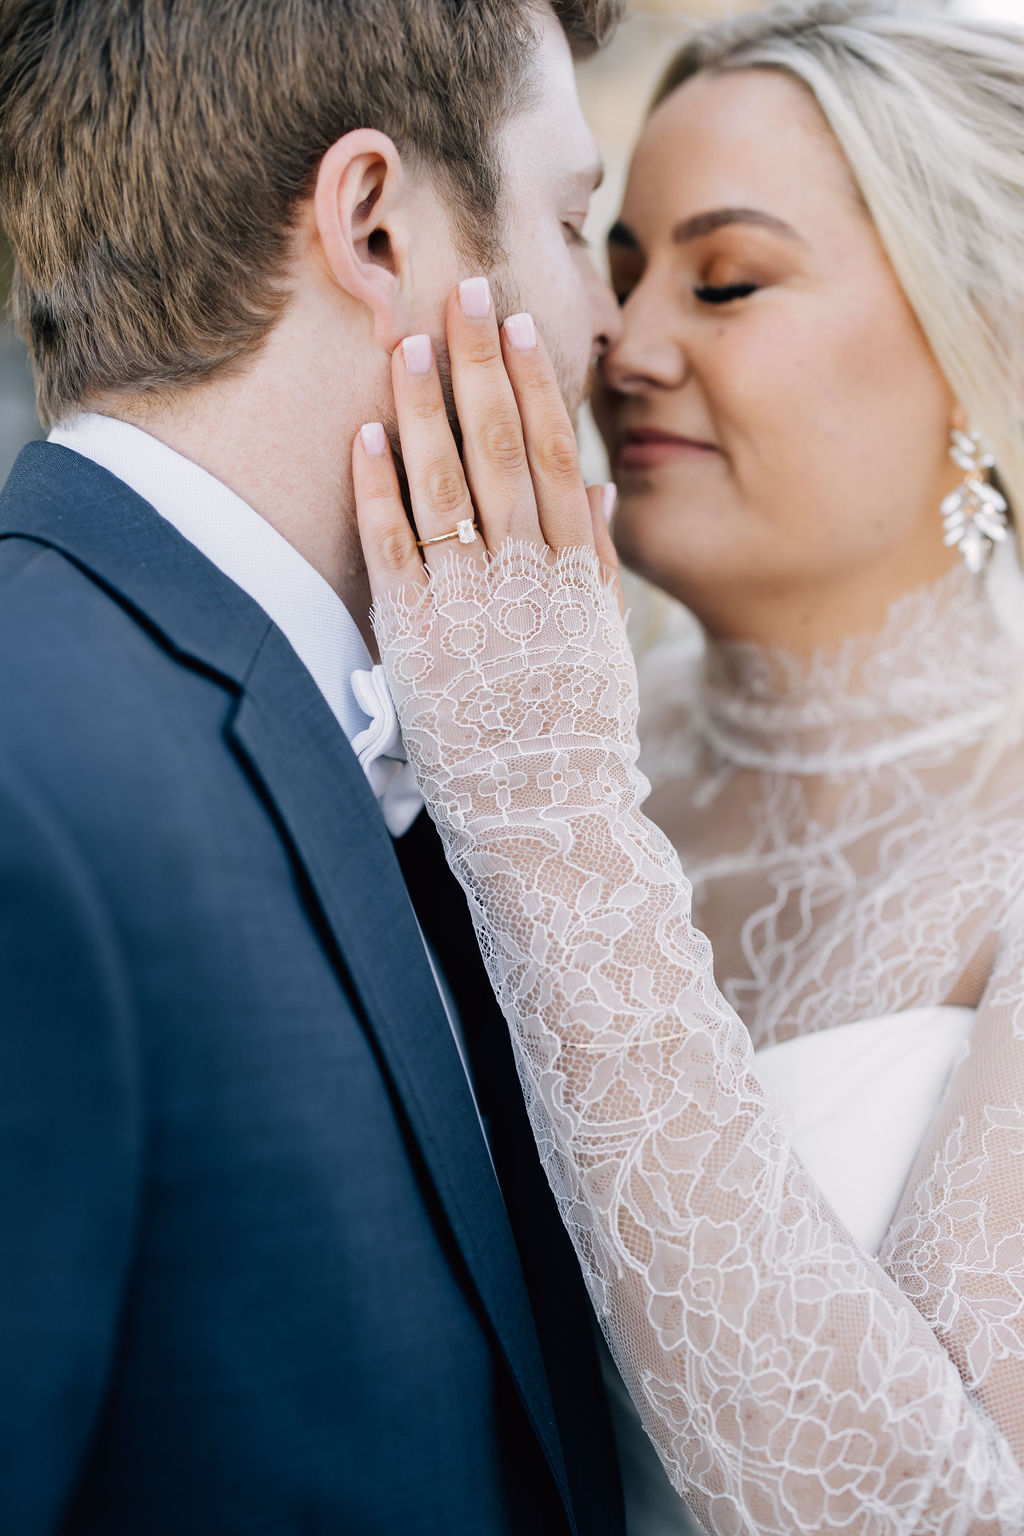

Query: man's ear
313,129,411,347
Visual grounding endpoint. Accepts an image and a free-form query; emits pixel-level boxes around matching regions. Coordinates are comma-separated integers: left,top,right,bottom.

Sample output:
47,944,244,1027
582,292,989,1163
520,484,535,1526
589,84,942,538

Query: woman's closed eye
694,281,759,305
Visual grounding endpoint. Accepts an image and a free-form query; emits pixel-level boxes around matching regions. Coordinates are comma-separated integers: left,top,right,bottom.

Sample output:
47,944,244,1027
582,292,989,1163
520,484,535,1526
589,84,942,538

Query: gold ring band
417,518,479,549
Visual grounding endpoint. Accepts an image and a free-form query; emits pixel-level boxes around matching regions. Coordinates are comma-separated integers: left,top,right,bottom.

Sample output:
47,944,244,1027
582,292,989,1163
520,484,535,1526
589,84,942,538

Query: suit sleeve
0,762,142,1533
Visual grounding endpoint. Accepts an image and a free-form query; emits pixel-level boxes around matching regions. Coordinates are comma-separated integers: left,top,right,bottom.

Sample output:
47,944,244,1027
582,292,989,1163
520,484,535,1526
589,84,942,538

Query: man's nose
587,262,623,362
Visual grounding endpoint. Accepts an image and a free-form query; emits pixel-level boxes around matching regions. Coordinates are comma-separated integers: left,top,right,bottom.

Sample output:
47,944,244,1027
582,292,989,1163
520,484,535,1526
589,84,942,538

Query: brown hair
0,0,623,424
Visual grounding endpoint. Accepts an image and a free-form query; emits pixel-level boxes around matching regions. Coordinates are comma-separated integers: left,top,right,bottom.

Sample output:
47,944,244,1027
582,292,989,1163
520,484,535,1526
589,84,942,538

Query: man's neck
103,285,381,652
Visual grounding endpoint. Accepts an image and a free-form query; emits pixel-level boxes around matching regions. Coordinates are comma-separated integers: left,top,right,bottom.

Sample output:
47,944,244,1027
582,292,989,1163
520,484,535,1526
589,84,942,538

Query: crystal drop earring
941,428,1009,574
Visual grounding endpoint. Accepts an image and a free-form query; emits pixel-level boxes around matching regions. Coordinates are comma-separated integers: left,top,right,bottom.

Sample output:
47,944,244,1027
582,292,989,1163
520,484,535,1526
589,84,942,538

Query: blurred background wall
0,0,1014,485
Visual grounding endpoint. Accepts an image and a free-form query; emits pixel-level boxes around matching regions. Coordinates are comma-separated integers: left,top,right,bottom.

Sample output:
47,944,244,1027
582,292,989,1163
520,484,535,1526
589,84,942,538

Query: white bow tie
350,664,424,837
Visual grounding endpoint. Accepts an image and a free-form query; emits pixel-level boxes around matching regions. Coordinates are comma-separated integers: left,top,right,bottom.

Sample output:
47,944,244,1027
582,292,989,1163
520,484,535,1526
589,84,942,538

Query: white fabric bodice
756,1005,976,1256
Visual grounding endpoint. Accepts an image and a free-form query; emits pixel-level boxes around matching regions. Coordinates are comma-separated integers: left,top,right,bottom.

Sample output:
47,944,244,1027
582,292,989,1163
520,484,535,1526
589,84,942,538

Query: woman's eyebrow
607,207,805,250
675,207,805,243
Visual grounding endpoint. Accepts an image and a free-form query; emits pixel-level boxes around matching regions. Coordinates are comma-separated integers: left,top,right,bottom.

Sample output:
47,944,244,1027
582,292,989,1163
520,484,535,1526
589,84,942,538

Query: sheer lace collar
698,563,1022,775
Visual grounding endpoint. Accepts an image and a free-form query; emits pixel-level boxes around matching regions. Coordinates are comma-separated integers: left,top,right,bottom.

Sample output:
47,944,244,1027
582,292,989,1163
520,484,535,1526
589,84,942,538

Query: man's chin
552,332,602,420
490,270,588,417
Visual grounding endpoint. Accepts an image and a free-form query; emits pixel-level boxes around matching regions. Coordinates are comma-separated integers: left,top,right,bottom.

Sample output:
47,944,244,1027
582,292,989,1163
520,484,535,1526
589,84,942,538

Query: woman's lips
616,429,720,470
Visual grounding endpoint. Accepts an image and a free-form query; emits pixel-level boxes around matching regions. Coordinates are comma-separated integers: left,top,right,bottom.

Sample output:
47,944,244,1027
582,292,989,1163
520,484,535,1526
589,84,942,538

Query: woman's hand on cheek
352,276,620,606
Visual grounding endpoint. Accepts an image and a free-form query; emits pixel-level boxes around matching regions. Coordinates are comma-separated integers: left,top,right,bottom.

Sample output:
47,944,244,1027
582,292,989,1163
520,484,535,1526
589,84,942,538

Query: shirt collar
48,413,423,835
49,411,374,742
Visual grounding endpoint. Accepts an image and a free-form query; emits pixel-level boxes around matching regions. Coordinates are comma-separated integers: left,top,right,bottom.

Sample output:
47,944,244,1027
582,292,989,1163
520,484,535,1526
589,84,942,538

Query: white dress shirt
47,414,489,1147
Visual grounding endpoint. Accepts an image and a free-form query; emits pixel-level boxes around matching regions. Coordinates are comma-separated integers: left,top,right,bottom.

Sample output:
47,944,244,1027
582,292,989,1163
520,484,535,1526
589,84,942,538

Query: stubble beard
428,262,588,453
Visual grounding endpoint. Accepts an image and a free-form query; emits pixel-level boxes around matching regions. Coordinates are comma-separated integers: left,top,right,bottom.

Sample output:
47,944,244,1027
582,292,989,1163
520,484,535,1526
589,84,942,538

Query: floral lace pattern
638,561,1024,1050
373,543,1024,1533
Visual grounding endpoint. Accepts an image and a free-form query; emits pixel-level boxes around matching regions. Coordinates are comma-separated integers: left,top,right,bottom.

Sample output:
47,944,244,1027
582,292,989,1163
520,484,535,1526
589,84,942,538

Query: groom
0,1,626,1531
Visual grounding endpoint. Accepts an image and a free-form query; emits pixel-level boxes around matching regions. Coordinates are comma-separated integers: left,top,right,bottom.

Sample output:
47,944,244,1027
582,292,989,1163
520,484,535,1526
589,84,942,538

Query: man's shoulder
0,531,237,805
0,525,97,610
0,530,201,692
1,441,276,693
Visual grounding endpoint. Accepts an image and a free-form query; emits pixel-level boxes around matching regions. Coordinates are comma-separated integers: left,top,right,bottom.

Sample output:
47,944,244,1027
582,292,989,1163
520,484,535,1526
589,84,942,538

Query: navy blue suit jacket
0,444,624,1535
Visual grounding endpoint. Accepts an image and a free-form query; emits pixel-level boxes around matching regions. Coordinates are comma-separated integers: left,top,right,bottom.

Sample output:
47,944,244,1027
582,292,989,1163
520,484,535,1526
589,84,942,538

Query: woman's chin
613,515,783,614
612,492,731,576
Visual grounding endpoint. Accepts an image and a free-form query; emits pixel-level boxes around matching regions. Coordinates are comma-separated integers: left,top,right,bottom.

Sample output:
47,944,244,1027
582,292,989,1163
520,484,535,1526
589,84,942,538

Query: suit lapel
228,633,572,1509
0,444,573,1515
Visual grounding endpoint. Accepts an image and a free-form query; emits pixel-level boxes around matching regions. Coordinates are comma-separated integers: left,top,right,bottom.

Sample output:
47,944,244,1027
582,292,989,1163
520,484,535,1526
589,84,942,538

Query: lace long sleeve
373,544,1024,1534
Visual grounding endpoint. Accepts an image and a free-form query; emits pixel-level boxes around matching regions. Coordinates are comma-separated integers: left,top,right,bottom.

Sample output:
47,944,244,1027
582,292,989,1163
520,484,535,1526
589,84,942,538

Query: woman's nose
600,288,689,395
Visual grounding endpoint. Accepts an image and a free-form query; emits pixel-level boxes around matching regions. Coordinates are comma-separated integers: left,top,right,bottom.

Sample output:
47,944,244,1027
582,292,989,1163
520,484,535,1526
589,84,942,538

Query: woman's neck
697,559,1021,775
689,539,962,655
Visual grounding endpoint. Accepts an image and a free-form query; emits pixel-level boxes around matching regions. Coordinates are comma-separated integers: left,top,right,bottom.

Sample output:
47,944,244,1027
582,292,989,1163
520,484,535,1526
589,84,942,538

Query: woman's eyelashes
694,281,759,305
612,279,759,308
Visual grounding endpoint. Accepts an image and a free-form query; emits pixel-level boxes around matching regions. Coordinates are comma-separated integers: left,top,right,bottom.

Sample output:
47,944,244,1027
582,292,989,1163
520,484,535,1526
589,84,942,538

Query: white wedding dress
372,542,1024,1533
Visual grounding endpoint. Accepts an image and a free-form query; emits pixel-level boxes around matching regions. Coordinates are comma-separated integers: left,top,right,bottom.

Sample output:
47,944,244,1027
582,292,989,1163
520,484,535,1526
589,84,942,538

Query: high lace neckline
697,562,1022,775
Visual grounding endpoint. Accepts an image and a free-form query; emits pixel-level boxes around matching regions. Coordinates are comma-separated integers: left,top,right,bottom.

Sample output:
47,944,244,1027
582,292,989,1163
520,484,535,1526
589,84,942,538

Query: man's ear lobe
314,129,407,342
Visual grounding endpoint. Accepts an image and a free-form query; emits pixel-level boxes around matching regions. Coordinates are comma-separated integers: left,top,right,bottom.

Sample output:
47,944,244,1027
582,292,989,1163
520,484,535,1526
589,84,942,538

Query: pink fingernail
602,483,618,525
459,277,491,320
504,312,537,351
361,422,387,458
402,334,433,375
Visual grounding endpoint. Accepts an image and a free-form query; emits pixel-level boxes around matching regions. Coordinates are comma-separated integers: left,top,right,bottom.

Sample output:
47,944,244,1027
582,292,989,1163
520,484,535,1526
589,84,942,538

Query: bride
353,1,1024,1529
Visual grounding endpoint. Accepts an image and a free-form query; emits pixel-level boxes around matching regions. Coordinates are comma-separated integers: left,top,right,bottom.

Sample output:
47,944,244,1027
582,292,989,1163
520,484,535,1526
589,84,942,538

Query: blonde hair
653,0,1024,532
